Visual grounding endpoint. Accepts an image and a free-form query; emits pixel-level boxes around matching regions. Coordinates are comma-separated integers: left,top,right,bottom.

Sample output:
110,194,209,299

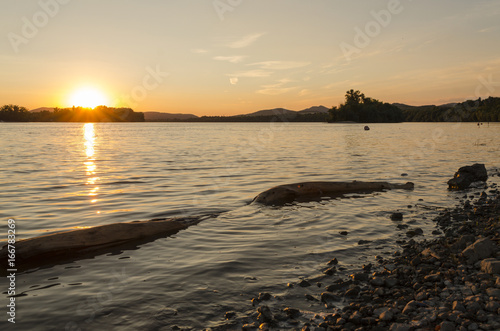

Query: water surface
0,122,499,330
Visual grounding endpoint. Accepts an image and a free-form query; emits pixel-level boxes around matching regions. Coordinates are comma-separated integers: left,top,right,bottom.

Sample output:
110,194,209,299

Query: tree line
0,105,144,122
2,92,499,123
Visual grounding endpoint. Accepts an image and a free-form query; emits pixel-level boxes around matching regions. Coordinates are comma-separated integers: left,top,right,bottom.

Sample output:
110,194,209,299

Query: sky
1,0,500,116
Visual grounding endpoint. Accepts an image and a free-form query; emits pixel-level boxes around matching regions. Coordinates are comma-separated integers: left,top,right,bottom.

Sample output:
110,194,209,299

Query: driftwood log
252,181,415,205
0,218,199,269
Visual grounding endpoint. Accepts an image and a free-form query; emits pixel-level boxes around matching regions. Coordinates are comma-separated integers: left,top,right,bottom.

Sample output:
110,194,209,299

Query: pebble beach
213,169,500,331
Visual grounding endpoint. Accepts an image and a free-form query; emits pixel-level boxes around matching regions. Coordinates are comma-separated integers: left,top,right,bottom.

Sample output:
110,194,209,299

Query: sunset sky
1,0,499,116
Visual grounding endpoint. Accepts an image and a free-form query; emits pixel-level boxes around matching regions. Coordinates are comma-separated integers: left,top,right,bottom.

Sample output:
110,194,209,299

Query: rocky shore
211,168,500,331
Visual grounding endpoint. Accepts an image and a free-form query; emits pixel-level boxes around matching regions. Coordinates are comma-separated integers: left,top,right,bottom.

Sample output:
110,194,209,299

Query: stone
283,307,301,318
370,277,385,287
480,258,500,274
462,238,497,263
448,163,488,190
321,292,339,303
345,286,361,297
328,258,339,265
391,212,403,221
298,279,311,287
257,305,273,323
486,287,500,298
385,277,398,288
379,310,394,321
389,323,411,331
452,301,466,313
258,292,271,301
440,321,456,331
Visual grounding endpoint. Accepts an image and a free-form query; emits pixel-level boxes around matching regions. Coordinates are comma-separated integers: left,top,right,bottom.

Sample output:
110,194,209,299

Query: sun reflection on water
83,123,99,207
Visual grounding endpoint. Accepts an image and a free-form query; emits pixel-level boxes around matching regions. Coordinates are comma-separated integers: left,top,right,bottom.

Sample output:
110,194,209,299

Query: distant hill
30,107,54,112
143,112,198,121
298,105,329,114
238,105,329,118
392,103,457,111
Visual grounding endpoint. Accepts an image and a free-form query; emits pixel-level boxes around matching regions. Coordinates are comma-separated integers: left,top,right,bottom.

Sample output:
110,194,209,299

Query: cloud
227,69,273,78
257,86,298,95
298,89,311,96
213,55,246,63
228,33,266,48
248,61,310,70
229,77,239,85
256,78,298,95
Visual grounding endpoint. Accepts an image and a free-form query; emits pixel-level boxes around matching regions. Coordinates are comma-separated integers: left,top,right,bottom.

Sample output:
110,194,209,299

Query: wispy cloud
228,33,266,48
248,61,310,70
256,79,298,95
213,55,246,63
227,69,272,78
229,77,239,85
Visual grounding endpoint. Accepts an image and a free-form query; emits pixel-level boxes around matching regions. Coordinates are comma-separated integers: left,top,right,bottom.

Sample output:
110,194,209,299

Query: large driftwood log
252,181,415,205
0,218,194,268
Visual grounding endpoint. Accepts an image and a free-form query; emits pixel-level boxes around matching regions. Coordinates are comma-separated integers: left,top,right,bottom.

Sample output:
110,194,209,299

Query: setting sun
69,87,109,109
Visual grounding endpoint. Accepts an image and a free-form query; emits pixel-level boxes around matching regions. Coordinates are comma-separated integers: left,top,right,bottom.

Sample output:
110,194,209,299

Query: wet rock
345,286,361,297
256,305,273,323
283,307,301,318
224,311,236,319
327,258,339,265
242,322,259,330
391,212,404,221
462,238,497,264
298,279,311,287
351,272,369,282
304,294,317,301
259,323,269,330
323,266,336,275
258,292,271,301
339,231,349,236
480,258,500,274
448,163,488,190
406,228,423,237
320,292,339,304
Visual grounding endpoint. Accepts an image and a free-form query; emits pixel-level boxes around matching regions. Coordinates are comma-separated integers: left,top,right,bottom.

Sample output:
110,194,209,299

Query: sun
69,87,109,109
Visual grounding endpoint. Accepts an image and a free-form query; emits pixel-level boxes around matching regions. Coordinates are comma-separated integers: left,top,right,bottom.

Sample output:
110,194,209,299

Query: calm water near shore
1,122,500,330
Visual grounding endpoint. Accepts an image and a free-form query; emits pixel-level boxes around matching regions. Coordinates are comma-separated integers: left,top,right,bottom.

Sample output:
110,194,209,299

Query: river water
0,122,499,330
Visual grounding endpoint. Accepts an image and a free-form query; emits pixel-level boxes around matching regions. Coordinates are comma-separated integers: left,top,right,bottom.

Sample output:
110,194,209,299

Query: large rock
448,163,488,190
462,237,497,263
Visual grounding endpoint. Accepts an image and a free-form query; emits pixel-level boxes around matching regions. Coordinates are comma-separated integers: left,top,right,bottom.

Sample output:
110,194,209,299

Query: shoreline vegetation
214,167,500,331
1,91,499,123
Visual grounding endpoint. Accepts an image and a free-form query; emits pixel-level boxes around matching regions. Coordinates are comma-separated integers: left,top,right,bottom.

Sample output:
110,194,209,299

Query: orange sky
1,0,500,116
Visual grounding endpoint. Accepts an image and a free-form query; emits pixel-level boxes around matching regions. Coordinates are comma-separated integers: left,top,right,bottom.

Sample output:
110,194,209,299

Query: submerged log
252,181,415,205
0,218,199,269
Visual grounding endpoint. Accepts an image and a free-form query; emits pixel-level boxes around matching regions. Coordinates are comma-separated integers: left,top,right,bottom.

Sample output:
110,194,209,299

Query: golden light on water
83,123,100,207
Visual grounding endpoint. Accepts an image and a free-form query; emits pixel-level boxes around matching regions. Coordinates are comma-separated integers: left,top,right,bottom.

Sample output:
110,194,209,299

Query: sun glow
69,87,109,108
